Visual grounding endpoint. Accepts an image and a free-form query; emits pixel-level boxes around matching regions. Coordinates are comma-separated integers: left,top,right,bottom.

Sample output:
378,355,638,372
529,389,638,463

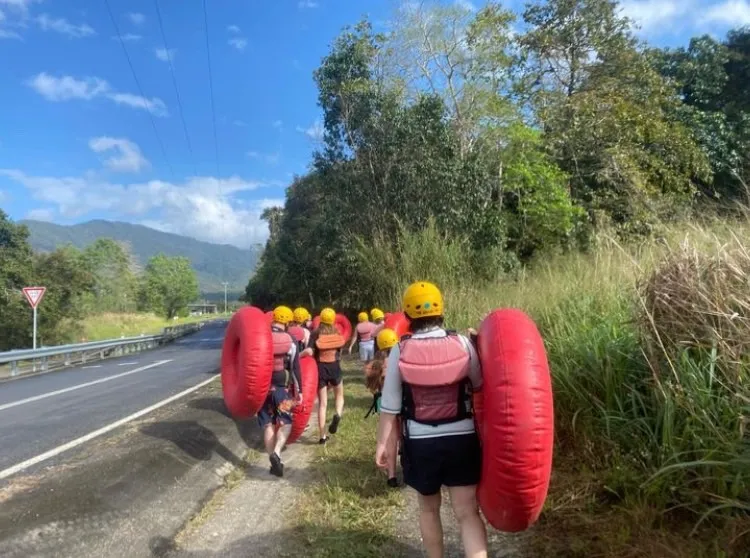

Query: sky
0,0,748,249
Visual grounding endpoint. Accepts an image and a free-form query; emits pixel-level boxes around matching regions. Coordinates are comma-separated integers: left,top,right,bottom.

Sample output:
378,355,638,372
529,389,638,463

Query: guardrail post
11,361,19,377
42,356,48,372
64,353,71,366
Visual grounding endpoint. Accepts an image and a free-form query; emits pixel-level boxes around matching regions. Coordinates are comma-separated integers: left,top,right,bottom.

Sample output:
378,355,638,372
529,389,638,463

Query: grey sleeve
459,334,483,390
379,345,402,414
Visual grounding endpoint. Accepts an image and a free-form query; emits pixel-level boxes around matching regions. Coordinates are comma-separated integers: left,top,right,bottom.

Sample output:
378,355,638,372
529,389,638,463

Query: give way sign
23,287,46,309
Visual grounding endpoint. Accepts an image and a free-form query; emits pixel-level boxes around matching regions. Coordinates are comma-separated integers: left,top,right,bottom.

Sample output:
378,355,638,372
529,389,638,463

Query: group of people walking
261,282,489,558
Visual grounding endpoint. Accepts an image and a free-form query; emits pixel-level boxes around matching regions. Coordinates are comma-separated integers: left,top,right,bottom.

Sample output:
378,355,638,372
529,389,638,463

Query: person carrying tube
289,307,312,350
261,306,303,478
370,307,386,337
375,282,487,558
364,327,401,488
301,307,346,445
348,311,377,362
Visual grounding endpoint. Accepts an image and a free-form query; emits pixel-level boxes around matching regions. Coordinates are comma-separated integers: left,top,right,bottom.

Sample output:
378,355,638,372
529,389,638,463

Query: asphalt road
0,320,265,558
0,321,227,478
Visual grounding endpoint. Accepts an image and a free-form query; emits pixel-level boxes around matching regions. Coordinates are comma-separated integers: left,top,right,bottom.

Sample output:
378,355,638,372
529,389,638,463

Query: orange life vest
316,333,345,364
398,332,472,425
272,330,293,373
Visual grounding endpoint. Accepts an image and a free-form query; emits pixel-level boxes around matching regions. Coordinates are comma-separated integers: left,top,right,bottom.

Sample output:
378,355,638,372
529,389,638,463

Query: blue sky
0,0,748,248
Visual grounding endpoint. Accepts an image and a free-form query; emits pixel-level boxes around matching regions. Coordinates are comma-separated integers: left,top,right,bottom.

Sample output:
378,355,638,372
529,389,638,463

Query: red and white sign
23,287,46,309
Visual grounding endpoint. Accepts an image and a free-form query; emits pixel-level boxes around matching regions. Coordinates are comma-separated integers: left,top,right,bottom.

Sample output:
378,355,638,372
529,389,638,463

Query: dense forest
0,210,200,351
246,0,750,310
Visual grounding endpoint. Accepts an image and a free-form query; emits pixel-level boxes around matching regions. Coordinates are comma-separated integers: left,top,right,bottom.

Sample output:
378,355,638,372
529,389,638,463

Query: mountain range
21,219,261,299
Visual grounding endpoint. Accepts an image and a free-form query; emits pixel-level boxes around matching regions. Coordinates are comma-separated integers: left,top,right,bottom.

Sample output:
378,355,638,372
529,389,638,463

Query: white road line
0,374,219,481
117,362,138,366
0,360,172,413
82,366,102,369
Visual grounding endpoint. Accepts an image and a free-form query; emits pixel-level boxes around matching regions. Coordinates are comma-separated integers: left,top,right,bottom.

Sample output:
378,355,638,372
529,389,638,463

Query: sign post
23,287,46,350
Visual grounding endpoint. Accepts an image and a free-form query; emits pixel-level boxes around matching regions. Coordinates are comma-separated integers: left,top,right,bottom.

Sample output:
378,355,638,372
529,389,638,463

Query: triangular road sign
23,287,46,309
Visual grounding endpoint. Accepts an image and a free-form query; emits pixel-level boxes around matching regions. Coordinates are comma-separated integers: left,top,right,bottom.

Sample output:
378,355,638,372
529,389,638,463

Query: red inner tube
286,355,318,445
475,308,554,532
383,311,411,339
311,313,353,342
264,310,274,325
221,306,273,419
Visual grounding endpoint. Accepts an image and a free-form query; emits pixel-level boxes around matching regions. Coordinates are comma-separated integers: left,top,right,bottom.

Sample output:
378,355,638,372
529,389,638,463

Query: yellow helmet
320,307,336,326
293,307,310,324
273,305,294,325
358,311,369,323
371,308,385,321
376,328,399,351
402,281,443,319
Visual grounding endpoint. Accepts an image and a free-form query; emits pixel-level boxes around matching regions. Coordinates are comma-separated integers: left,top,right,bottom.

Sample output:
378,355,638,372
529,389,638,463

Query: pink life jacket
288,325,306,345
398,332,472,425
356,321,376,342
272,330,293,373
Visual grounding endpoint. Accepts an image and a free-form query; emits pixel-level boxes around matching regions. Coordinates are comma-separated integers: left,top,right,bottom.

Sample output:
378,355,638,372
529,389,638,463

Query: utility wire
103,0,175,180
153,0,198,176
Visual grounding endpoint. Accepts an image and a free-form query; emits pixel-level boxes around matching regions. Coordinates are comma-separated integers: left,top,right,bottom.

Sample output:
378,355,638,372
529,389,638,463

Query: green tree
82,238,139,313
140,254,199,319
0,210,34,350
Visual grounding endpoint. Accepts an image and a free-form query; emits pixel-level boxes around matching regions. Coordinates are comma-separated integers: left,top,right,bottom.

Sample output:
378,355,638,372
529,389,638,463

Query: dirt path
152,429,313,558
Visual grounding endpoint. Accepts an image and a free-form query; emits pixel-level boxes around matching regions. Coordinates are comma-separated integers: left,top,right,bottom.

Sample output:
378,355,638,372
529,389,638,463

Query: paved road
0,320,265,558
0,321,227,478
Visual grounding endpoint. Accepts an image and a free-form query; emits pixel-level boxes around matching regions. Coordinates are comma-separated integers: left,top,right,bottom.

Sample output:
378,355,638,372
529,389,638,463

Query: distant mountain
21,219,261,298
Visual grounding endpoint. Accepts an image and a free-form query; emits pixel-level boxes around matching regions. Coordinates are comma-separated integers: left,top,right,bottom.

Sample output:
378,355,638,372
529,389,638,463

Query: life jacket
288,325,307,349
356,321,376,342
316,333,345,364
398,331,472,426
272,330,294,374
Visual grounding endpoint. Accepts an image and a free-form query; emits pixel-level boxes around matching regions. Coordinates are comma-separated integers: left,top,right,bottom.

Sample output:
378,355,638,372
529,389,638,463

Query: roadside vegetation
0,212,203,350
254,0,750,555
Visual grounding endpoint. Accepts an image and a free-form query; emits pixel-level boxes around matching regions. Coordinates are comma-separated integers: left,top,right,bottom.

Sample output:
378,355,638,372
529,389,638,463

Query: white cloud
272,120,283,130
455,0,476,11
0,28,21,39
233,119,247,127
36,14,95,38
620,0,688,32
26,208,55,222
116,33,142,42
228,37,247,51
127,12,145,26
296,120,324,141
246,151,281,165
155,47,176,62
0,169,279,247
298,1,319,8
0,189,6,203
227,24,240,33
0,0,39,13
0,9,4,21
703,0,750,25
89,137,150,173
27,73,168,117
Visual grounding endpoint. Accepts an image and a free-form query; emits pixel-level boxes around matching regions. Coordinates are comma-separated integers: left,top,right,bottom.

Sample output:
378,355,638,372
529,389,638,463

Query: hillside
21,219,261,297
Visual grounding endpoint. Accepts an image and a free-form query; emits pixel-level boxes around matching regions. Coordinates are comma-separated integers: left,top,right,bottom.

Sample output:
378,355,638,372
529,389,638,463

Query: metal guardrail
0,321,209,379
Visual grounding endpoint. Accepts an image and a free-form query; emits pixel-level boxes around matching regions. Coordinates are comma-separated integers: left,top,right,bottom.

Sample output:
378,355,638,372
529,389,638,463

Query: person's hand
467,327,478,336
296,393,303,405
375,442,388,469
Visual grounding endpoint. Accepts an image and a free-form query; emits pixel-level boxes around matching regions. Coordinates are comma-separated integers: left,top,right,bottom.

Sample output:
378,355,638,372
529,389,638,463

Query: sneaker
318,436,328,445
387,477,400,488
328,414,341,435
269,452,284,477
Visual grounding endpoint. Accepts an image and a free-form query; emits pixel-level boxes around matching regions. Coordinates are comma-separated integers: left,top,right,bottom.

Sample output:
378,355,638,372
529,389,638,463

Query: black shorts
257,387,295,428
401,432,481,496
317,362,342,390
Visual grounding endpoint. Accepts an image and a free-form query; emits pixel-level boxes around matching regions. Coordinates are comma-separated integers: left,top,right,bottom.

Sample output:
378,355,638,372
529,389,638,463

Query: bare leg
317,386,328,440
274,423,292,457
448,485,487,558
418,492,443,558
263,424,275,456
387,431,398,479
333,381,345,417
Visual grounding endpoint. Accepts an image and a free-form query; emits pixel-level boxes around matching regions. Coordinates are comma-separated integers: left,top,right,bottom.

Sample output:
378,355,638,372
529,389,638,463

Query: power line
201,0,228,287
103,0,175,180
153,0,197,177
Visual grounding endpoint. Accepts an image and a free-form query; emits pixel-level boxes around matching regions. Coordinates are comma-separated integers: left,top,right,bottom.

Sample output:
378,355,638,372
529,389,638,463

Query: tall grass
352,218,750,536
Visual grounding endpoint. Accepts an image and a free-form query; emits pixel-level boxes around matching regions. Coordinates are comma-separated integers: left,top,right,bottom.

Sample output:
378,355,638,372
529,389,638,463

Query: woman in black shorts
301,307,346,445
375,281,487,558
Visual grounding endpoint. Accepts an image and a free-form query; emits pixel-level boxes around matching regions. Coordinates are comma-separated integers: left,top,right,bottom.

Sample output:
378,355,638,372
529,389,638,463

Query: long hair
316,323,338,335
407,316,444,332
364,348,390,394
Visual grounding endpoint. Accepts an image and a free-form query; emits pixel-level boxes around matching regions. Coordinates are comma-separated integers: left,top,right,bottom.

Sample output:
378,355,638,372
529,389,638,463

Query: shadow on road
150,526,421,558
139,421,245,468
187,397,259,449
